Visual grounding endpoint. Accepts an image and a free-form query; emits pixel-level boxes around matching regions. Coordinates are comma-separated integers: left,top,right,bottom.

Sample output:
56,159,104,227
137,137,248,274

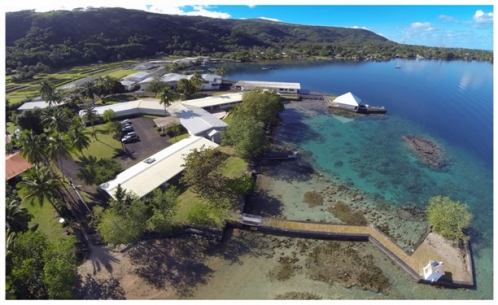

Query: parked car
124,131,136,137
122,134,140,143
121,119,132,125
121,125,134,132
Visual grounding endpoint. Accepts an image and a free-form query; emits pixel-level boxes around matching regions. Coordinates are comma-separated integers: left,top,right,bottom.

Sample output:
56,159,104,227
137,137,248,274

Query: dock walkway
229,213,474,288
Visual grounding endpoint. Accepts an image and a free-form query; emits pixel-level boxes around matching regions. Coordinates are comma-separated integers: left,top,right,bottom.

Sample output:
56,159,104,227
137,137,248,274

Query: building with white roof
167,103,227,143
120,72,152,90
233,81,301,93
99,136,218,199
180,92,244,111
17,100,64,112
423,261,445,282
78,99,167,118
332,92,363,112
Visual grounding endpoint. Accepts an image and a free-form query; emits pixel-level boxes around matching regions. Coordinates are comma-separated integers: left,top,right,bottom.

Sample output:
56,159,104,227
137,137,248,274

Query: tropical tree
176,78,196,100
157,87,174,114
77,156,121,186
81,105,99,138
215,66,228,77
181,147,229,202
38,80,56,106
102,109,116,122
190,70,204,92
68,125,91,157
17,165,64,216
168,123,181,140
18,130,47,165
46,132,72,181
426,196,473,243
6,199,33,233
81,81,98,105
41,109,70,134
146,186,179,233
222,116,268,160
145,76,167,94
15,108,45,135
233,88,283,125
42,236,78,299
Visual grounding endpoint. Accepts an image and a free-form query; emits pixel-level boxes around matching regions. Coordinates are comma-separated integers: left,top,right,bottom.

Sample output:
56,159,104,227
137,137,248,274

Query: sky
2,1,495,50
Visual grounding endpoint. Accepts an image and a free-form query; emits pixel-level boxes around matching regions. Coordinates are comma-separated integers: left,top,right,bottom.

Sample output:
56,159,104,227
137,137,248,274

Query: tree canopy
426,196,473,243
222,116,268,160
233,89,283,125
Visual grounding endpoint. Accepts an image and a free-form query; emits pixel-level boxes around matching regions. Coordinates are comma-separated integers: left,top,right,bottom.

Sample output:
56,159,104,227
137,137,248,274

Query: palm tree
69,125,91,158
46,132,72,181
38,80,56,106
106,121,125,151
6,199,33,233
41,108,70,134
157,87,174,115
103,75,118,96
76,155,99,185
82,105,99,138
17,165,64,216
18,130,48,165
190,70,204,92
82,81,97,105
215,66,228,77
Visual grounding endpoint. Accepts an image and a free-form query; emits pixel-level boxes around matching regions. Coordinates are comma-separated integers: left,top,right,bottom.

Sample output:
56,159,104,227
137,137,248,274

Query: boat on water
395,65,401,69
262,66,276,70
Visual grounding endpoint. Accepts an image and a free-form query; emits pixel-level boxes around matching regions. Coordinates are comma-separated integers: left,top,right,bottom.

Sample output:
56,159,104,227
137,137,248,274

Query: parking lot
116,116,172,169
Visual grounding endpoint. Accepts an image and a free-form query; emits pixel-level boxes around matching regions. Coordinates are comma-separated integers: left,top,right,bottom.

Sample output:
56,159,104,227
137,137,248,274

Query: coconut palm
157,87,174,115
38,80,57,106
190,70,204,92
103,75,118,96
46,132,72,181
6,199,33,233
69,125,91,158
76,155,99,185
82,105,100,138
17,130,48,165
17,165,64,216
82,81,98,105
41,108,70,134
215,66,228,77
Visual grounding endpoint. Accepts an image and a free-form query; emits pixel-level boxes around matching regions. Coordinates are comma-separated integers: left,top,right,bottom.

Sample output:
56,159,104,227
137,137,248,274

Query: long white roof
100,136,218,199
78,99,166,118
17,100,63,111
161,73,192,82
180,93,244,108
333,92,362,107
168,103,227,135
122,71,151,82
233,80,301,90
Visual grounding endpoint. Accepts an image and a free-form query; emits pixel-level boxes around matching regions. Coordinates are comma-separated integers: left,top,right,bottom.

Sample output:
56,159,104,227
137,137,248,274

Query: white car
121,119,132,125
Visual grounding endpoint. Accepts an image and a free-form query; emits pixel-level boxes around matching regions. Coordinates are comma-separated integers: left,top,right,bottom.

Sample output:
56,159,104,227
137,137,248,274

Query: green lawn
173,189,208,224
222,113,234,125
220,156,248,178
19,190,66,243
71,124,122,161
167,133,190,144
102,69,137,79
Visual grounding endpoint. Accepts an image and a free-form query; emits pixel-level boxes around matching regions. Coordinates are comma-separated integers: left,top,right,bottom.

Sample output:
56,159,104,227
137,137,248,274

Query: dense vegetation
426,196,473,244
6,7,492,73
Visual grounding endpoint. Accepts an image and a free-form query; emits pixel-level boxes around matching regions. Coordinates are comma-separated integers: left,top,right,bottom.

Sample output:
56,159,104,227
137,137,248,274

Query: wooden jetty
228,213,474,289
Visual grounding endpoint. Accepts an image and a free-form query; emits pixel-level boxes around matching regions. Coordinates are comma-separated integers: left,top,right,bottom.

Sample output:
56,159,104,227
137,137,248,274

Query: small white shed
423,261,445,282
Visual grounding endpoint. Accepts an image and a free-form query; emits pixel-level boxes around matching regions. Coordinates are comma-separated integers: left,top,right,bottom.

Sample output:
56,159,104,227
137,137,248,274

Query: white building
423,261,445,282
134,63,157,70
160,73,192,88
200,74,222,91
120,72,152,90
180,92,244,111
78,99,167,119
17,100,64,112
233,81,301,94
332,92,363,112
100,136,218,199
167,103,228,143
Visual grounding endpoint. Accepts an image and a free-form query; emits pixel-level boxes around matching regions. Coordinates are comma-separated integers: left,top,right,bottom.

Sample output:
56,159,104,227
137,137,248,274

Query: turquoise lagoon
198,59,493,299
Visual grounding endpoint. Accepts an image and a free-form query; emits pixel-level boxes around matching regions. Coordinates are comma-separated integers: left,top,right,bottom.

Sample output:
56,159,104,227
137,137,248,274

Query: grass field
19,189,66,243
102,69,137,79
167,133,190,144
222,113,234,125
173,189,209,224
71,124,123,161
219,156,248,178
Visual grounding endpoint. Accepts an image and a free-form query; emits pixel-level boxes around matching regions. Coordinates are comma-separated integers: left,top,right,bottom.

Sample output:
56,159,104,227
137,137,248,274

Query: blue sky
4,1,494,50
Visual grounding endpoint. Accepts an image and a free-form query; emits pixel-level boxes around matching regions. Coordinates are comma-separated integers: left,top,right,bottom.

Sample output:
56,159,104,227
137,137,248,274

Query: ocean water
194,59,493,299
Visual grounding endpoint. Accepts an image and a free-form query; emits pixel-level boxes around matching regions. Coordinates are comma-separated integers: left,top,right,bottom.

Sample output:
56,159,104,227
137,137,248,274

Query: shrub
303,191,323,207
426,196,473,243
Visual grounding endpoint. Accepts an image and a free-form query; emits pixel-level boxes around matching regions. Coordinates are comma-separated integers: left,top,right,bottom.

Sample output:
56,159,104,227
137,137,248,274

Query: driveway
116,116,172,169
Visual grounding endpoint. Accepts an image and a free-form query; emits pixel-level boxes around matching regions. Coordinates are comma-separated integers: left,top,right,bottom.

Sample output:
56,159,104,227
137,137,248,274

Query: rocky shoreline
402,135,447,169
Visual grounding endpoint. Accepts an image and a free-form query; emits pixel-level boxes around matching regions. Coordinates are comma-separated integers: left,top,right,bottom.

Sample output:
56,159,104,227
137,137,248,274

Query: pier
228,213,475,289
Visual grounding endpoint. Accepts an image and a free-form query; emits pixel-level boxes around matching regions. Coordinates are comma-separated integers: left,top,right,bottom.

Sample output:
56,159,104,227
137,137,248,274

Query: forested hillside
6,7,493,70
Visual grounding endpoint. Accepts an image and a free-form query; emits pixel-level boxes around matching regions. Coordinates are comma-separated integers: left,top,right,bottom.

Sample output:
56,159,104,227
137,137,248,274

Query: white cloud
248,5,256,8
473,10,493,24
438,14,457,22
258,17,281,22
410,22,435,31
5,1,231,19
352,26,359,29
